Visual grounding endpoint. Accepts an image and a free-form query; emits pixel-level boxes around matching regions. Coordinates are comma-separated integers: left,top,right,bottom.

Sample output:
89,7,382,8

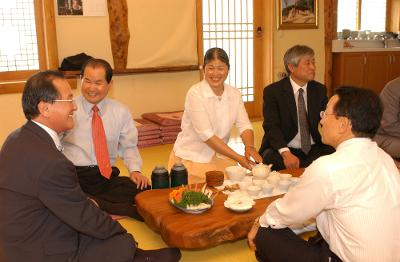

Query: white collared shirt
279,77,315,154
32,120,63,151
260,138,400,262
173,80,253,163
61,96,142,173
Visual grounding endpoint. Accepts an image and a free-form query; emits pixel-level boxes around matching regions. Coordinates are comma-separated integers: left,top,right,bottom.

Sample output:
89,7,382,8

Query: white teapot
252,163,272,179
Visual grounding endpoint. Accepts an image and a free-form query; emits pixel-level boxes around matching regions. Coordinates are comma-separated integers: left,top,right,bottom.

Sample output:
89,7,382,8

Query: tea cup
278,180,291,192
252,178,265,187
262,183,274,194
247,185,261,196
279,173,292,180
289,177,300,187
267,174,280,185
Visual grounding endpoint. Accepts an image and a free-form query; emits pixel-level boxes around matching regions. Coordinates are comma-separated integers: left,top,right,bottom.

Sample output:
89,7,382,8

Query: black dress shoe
134,247,181,262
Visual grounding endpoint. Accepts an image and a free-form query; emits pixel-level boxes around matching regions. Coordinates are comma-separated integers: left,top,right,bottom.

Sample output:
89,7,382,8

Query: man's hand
247,218,260,251
282,151,300,169
130,171,150,190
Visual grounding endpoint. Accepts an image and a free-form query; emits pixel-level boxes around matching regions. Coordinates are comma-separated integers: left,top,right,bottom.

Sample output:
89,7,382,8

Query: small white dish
224,195,255,213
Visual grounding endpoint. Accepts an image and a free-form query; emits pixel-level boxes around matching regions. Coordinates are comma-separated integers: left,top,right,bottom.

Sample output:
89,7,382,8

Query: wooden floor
116,121,264,261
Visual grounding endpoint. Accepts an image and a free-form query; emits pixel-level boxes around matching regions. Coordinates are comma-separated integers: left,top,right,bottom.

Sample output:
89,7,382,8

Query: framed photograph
277,0,318,29
57,0,83,16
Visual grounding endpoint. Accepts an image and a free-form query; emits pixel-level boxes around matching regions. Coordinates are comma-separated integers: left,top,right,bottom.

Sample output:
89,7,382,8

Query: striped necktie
298,88,311,154
92,105,112,179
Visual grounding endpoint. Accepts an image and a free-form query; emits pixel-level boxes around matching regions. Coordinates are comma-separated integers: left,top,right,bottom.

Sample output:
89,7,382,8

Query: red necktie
92,105,112,179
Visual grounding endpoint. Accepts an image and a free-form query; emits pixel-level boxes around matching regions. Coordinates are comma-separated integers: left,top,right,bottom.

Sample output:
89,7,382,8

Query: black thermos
170,163,188,187
151,165,170,189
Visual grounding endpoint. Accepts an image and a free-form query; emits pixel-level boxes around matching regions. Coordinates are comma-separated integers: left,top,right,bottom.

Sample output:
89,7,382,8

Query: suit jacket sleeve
37,157,127,239
262,85,290,151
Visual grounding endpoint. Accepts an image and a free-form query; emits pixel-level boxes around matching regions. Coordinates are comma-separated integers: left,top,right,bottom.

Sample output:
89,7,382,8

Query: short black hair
334,86,382,138
22,71,65,121
203,47,230,70
81,58,113,83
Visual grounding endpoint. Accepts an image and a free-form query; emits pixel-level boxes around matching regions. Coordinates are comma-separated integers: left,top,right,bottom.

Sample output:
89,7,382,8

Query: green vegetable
176,191,211,208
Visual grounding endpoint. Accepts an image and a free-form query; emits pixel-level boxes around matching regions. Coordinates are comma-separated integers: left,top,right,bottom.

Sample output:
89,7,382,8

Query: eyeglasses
320,111,335,118
53,98,75,103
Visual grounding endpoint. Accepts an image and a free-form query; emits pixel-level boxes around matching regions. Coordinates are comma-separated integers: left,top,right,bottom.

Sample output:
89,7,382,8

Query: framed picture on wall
57,0,106,16
277,0,318,29
57,0,83,16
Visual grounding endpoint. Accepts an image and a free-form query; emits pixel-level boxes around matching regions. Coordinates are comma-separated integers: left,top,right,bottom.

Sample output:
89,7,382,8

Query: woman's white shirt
173,80,253,163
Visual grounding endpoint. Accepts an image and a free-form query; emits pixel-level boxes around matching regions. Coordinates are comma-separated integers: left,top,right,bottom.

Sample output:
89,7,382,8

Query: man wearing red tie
0,70,181,261
62,58,150,220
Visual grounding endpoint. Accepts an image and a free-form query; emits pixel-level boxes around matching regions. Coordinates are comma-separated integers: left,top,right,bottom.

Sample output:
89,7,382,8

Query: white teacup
247,185,261,196
289,177,300,187
278,180,291,192
262,183,274,194
252,178,265,187
238,181,251,192
267,174,280,185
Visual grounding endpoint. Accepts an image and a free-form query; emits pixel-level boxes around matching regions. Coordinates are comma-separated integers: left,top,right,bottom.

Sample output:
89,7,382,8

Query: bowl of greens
169,186,214,214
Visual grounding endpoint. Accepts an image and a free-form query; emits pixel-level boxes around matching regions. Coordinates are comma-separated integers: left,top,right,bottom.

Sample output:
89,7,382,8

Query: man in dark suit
0,71,181,262
259,45,334,171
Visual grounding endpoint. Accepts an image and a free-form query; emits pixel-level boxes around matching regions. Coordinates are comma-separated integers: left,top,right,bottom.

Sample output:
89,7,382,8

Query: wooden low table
136,168,303,249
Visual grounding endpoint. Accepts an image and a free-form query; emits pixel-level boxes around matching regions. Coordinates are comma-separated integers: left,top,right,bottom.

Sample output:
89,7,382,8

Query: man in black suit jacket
259,45,334,171
0,71,181,262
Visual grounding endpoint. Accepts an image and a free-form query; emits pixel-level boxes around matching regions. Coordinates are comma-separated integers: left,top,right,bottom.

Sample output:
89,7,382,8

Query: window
201,0,254,102
0,0,58,94
337,0,387,32
0,1,39,72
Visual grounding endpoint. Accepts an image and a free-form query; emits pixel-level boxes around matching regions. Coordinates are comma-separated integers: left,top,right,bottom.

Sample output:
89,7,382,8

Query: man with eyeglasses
248,86,400,262
61,58,150,221
259,45,334,171
0,70,181,261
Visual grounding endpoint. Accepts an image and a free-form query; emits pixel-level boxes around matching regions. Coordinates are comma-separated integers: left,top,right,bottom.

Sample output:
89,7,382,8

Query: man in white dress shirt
248,86,400,262
62,58,150,220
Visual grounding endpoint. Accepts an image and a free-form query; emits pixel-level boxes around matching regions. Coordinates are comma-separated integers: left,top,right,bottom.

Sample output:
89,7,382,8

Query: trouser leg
254,227,341,262
76,233,136,262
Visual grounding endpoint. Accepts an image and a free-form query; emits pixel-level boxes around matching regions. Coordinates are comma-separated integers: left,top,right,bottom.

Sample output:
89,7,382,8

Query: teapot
252,163,272,179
